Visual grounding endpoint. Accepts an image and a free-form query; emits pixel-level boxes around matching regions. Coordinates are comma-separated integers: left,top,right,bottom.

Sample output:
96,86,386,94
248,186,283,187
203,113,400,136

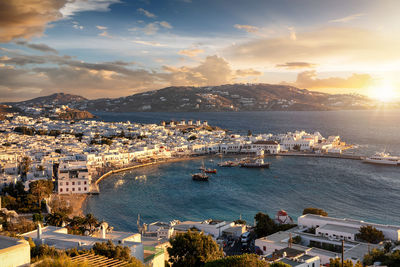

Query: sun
368,80,399,103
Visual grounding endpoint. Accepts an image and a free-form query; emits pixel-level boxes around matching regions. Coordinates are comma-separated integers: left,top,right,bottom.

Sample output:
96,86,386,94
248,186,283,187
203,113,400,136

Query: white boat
363,152,400,165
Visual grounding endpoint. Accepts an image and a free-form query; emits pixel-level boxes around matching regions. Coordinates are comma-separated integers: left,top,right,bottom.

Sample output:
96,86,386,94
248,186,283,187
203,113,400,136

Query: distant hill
9,93,88,106
6,84,379,112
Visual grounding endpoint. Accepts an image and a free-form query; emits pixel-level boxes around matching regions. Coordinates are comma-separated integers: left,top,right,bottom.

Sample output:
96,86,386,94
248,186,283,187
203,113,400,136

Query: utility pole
341,239,344,267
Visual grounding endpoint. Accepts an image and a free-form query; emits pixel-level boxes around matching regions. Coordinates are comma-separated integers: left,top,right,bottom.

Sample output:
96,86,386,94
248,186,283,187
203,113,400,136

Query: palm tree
84,213,98,234
45,212,66,227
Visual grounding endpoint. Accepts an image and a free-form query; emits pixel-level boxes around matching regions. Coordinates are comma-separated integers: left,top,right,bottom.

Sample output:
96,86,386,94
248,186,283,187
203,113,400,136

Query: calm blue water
85,110,400,231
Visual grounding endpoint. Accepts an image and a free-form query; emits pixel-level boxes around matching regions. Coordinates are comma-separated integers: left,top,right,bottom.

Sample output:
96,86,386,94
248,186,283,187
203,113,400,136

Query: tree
84,213,98,234
247,130,252,136
167,230,223,267
187,135,197,141
45,212,67,227
302,207,328,216
20,156,32,178
329,258,355,267
270,262,292,267
29,180,53,210
363,248,400,266
92,240,136,262
254,212,277,237
205,254,267,267
356,225,384,244
33,213,44,223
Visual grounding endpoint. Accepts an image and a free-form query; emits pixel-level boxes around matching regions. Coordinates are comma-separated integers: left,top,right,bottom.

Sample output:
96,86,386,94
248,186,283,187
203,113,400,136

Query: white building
0,235,30,267
298,214,400,241
57,161,91,194
22,225,144,262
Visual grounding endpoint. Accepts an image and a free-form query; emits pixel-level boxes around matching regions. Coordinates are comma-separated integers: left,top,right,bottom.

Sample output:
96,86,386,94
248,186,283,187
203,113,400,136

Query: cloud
178,48,204,57
285,70,374,90
137,8,156,18
234,24,259,33
0,0,67,42
60,0,120,17
143,23,159,35
161,55,261,86
276,62,316,69
288,27,296,40
133,40,166,47
96,25,107,30
15,41,58,54
329,13,365,23
73,24,84,30
159,21,173,29
235,69,262,77
0,51,262,100
227,27,400,67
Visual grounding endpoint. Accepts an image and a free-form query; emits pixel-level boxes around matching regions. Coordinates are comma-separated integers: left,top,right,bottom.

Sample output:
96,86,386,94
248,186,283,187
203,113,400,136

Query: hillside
80,84,376,112
6,84,378,112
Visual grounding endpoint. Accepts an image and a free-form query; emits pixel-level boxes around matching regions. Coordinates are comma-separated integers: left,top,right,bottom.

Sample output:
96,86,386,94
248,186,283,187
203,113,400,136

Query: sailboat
192,161,209,181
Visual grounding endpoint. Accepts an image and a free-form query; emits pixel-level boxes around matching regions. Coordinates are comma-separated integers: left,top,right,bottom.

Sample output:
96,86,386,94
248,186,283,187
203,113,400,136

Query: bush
35,255,90,267
302,208,328,216
92,240,132,262
254,212,296,238
205,254,267,267
356,225,384,244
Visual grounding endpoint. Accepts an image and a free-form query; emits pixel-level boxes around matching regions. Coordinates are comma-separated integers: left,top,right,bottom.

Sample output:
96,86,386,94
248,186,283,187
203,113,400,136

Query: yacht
363,152,400,165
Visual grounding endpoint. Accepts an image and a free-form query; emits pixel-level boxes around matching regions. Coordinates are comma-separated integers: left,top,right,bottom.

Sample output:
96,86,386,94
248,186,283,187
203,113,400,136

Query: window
72,188,75,191
84,181,87,185
66,182,69,186
60,182,63,186
78,187,81,191
66,188,69,192
263,246,266,251
78,181,81,185
84,187,87,191
72,182,75,185
60,188,63,192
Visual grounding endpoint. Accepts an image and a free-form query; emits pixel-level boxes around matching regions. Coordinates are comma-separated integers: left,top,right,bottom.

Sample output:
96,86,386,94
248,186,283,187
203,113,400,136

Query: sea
84,110,400,231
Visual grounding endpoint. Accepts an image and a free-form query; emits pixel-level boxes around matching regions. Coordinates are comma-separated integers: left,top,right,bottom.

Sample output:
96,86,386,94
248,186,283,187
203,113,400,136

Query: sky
1,0,400,101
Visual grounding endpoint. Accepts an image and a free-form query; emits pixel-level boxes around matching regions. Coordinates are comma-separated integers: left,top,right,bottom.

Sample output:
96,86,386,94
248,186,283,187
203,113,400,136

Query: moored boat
363,152,400,165
240,158,270,168
205,168,217,174
218,161,239,167
192,173,209,181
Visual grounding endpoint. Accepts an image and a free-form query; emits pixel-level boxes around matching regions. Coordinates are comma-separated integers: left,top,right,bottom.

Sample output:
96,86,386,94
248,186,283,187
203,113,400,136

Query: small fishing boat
204,168,217,174
192,171,209,181
218,161,238,167
193,161,210,181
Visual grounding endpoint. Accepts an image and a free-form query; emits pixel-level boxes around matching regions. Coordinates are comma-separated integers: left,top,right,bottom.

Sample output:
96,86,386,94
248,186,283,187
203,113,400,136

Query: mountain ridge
6,84,378,112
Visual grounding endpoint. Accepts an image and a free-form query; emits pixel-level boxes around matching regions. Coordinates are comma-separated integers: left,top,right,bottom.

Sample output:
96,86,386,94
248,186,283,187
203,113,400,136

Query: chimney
37,223,42,240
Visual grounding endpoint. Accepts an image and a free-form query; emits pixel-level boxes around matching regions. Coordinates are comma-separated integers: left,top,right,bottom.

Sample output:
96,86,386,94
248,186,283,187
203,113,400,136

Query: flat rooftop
22,226,140,248
299,214,400,231
317,224,360,234
0,235,27,250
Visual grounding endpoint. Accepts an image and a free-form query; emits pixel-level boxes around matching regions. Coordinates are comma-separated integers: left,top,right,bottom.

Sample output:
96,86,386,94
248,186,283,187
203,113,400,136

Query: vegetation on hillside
167,230,223,266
